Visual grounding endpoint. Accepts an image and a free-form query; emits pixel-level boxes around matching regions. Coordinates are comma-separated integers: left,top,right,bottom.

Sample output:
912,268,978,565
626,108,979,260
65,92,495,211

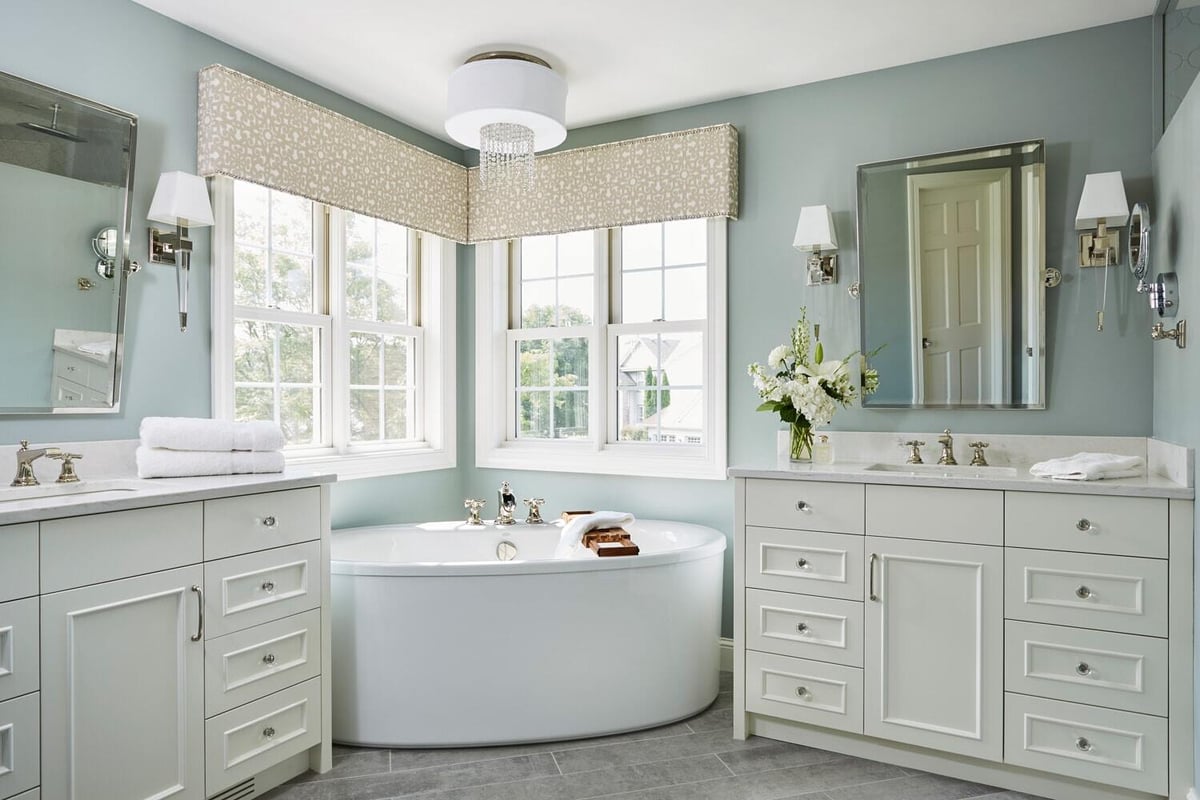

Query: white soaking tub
330,519,726,747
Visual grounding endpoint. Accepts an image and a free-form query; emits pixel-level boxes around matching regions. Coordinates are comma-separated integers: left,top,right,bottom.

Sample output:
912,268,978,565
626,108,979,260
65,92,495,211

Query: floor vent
209,778,255,800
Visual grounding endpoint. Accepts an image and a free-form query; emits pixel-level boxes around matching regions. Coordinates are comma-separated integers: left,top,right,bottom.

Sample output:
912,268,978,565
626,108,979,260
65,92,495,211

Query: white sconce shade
1075,171,1129,230
793,205,838,251
148,171,214,228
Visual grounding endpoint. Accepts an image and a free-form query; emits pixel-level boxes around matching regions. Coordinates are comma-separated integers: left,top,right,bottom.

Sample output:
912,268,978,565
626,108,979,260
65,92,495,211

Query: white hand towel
140,417,285,453
555,511,635,559
1029,452,1145,482
136,447,285,479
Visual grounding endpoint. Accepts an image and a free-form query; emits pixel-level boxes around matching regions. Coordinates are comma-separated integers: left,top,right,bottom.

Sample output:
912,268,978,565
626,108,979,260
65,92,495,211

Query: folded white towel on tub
1029,452,1145,482
136,447,285,478
140,417,286,453
555,511,635,559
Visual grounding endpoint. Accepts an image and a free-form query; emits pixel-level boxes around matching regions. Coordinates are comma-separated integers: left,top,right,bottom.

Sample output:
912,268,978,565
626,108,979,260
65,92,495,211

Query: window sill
286,446,455,480
476,442,726,481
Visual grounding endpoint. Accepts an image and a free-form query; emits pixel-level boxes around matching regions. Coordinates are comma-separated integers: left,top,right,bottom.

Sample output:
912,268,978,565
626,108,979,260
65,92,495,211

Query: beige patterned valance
197,65,469,242
467,124,739,242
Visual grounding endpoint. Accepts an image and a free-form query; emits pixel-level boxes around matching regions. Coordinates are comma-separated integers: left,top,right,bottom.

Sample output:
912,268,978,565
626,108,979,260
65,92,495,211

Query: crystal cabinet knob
796,622,809,634
1075,585,1093,600
1076,518,1093,532
263,726,276,738
1075,736,1093,752
796,500,812,512
1075,662,1092,676
262,515,277,528
795,686,809,699
796,558,809,569
263,653,277,665
261,580,276,593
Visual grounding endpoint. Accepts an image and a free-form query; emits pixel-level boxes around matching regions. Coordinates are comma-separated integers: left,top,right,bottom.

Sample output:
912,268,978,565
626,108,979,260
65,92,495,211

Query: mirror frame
0,70,138,415
854,139,1047,410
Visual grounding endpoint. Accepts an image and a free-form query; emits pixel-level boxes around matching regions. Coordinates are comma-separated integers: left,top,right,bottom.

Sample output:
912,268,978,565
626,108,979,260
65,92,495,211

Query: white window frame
475,218,727,480
211,176,456,479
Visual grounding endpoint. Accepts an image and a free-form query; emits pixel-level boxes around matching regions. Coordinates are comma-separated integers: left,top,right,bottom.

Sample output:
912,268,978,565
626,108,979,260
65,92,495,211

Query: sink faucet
496,481,517,525
524,497,546,524
11,440,61,487
937,429,957,466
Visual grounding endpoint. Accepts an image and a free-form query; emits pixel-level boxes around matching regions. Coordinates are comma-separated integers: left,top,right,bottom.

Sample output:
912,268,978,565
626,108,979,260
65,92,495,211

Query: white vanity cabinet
0,478,333,800
733,471,1195,800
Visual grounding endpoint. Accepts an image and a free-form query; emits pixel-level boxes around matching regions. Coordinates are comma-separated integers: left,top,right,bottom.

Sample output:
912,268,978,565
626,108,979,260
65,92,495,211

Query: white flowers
767,345,793,370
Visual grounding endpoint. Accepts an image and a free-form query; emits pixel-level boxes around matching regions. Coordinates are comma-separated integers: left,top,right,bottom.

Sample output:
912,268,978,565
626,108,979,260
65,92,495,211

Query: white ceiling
133,0,1155,146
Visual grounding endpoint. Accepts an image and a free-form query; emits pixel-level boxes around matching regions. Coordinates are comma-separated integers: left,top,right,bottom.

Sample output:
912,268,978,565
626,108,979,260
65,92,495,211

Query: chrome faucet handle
936,429,957,466
47,451,82,483
968,441,990,467
523,497,546,524
901,441,925,465
11,440,61,487
464,498,486,526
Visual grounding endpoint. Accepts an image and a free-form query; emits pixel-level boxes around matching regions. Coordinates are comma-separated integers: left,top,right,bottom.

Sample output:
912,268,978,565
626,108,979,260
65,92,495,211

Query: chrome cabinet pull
796,501,812,513
796,622,809,634
262,580,276,593
1075,585,1093,600
262,515,278,528
1075,736,1093,752
190,585,204,642
796,558,809,569
1075,662,1092,676
1076,518,1093,532
263,726,276,738
263,653,277,665
869,553,879,601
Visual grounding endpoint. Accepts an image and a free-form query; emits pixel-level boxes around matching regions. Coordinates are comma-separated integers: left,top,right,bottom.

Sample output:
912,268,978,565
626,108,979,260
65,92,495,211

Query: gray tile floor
263,674,1046,800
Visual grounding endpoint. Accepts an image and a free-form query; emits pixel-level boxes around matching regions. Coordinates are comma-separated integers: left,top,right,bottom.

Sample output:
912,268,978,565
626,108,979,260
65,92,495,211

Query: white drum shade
445,57,567,151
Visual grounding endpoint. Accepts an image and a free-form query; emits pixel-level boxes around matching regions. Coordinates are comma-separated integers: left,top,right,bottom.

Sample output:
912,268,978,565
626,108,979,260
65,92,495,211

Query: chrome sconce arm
146,171,213,333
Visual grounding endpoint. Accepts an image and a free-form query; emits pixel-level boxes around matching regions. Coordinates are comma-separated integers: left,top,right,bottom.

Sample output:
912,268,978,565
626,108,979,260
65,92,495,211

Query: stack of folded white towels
1029,452,1146,482
137,417,286,478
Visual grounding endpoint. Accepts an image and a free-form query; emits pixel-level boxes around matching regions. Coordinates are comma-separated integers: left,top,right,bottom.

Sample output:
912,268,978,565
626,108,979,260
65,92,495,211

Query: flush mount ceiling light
445,51,567,189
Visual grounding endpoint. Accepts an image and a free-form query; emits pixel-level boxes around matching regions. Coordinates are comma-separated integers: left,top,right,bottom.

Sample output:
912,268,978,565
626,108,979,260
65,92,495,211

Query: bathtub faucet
496,481,517,525
464,498,486,526
524,497,546,524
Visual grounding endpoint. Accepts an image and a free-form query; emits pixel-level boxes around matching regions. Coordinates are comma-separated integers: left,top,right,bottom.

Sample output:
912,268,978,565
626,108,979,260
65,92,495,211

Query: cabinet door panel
864,536,1002,762
41,565,204,800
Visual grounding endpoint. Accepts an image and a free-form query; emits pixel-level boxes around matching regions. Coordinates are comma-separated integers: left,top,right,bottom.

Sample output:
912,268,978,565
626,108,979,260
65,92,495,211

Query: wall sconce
1075,171,1129,268
793,205,838,286
147,171,214,332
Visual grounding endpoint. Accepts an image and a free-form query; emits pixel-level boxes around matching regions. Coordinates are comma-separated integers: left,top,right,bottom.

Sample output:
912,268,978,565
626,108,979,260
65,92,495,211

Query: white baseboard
719,636,733,673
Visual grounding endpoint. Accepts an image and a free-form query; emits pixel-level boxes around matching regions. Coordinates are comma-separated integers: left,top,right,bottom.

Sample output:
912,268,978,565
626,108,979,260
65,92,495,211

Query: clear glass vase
789,422,815,462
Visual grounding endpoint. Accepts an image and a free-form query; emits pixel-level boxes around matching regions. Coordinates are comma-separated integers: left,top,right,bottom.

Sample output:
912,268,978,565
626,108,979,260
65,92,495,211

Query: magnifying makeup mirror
1128,202,1150,292
92,226,118,279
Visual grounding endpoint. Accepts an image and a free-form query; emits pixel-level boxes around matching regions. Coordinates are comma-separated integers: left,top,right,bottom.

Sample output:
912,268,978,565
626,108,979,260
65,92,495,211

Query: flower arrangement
748,309,879,461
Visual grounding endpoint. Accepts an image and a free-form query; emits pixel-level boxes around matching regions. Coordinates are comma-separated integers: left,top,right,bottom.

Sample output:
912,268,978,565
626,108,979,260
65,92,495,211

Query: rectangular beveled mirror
857,140,1046,409
0,70,137,414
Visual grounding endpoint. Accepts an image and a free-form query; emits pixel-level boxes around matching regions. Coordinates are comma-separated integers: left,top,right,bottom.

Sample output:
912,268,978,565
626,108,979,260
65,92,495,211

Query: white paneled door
41,565,205,800
864,536,1003,762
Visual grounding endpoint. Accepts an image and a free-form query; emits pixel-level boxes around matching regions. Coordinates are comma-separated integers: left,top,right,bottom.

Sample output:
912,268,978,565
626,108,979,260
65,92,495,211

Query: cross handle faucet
937,429,957,466
11,440,62,487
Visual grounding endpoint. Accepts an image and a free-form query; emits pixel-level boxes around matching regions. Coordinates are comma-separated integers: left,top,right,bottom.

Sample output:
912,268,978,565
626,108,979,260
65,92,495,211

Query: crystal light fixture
445,51,567,190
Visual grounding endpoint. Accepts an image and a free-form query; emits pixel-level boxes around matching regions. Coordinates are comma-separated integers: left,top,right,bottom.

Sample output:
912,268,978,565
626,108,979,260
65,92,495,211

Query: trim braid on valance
197,64,469,242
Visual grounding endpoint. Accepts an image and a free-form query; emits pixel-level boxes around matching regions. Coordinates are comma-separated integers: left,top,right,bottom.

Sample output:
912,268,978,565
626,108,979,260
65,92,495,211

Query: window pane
234,318,322,448
234,387,273,426
271,253,313,312
518,339,552,388
271,192,313,254
350,389,380,441
233,320,273,382
383,389,409,440
234,247,266,307
345,213,374,264
277,324,317,384
622,270,662,323
615,332,702,444
520,280,555,328
383,337,410,386
653,388,703,444
377,270,409,324
557,230,594,276
348,332,380,386
517,391,552,438
617,390,649,441
555,337,590,387
660,331,704,386
280,388,317,446
233,182,268,246
521,236,556,279
663,218,707,265
664,265,707,321
377,220,408,272
556,276,593,326
345,262,373,321
622,223,662,269
554,391,589,439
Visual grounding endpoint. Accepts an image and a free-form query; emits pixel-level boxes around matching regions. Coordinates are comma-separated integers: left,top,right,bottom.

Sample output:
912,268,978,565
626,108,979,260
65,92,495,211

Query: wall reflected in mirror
0,70,136,413
857,140,1045,409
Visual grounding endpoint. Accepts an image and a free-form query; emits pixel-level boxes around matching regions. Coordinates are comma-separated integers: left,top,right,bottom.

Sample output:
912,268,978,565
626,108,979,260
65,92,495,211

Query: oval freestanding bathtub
331,519,726,747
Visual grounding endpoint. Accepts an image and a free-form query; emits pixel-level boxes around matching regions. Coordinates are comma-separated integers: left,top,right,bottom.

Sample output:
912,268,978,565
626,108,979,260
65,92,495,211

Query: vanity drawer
1005,492,1168,558
0,692,40,800
41,503,204,592
746,527,863,600
0,598,38,703
205,541,321,638
204,487,322,560
746,589,862,666
745,479,864,534
1004,621,1166,716
1003,693,1166,795
0,525,37,603
205,609,321,717
1004,549,1167,637
745,650,863,734
866,485,1002,545
205,677,321,794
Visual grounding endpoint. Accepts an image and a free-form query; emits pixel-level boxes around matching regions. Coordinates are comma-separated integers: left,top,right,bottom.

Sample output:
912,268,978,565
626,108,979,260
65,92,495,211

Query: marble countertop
729,461,1194,499
51,329,116,365
0,470,336,526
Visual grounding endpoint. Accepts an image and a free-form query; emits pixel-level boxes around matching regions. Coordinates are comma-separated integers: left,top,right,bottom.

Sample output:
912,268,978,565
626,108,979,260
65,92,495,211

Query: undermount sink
0,478,146,504
864,462,1019,479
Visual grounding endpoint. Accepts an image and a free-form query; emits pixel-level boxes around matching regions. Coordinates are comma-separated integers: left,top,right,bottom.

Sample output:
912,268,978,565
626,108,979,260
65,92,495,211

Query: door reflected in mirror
857,141,1045,409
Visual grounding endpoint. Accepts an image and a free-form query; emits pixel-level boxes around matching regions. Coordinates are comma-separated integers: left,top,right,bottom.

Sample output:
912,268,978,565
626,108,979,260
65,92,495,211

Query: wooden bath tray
582,527,640,557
